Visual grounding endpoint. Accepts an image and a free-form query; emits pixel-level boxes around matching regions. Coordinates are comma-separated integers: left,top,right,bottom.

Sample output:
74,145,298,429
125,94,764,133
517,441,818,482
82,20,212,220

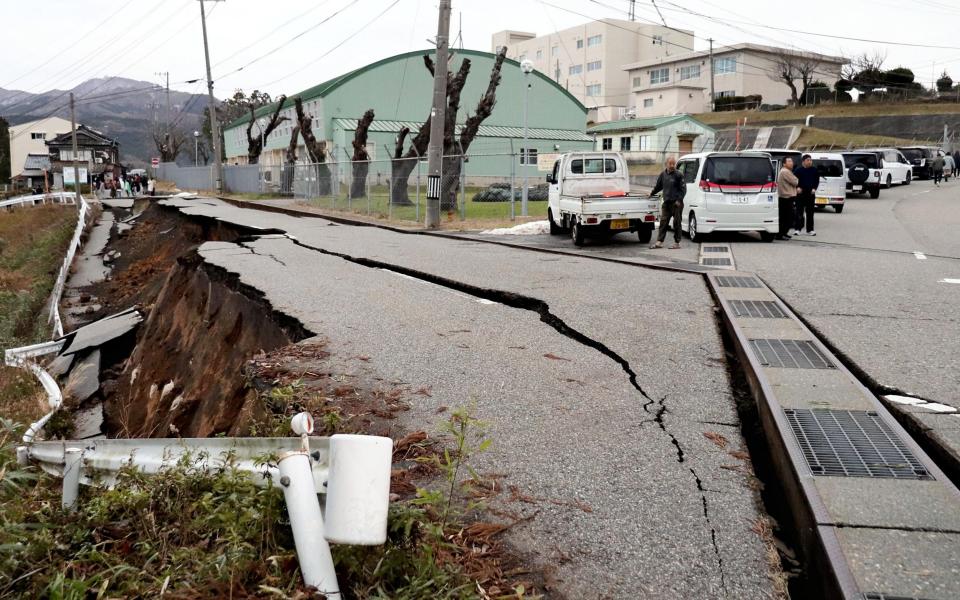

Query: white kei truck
545,152,659,247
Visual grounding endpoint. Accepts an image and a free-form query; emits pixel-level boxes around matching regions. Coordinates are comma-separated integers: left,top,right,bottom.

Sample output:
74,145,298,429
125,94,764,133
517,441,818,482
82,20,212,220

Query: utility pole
69,93,81,204
199,0,224,193
708,38,715,112
425,0,451,229
156,71,170,142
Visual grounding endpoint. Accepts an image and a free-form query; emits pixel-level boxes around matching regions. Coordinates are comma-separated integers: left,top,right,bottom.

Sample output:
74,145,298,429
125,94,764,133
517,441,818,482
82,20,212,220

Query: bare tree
770,50,825,106
350,109,375,199
294,96,331,195
246,94,288,164
842,50,886,82
281,124,300,195
152,127,187,163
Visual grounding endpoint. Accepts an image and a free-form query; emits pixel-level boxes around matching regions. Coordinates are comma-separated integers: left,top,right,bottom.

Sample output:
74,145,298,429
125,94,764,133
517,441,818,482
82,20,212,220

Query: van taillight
699,180,714,192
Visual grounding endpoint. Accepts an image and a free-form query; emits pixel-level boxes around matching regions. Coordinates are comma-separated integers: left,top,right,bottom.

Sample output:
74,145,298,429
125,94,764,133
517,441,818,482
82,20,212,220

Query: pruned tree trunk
294,96,331,195
441,47,508,211
389,126,414,205
350,109,375,199
281,124,300,196
246,94,288,164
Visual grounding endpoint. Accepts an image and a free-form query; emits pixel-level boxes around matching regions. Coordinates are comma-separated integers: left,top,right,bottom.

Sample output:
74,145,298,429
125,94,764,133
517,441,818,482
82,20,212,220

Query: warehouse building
222,49,593,179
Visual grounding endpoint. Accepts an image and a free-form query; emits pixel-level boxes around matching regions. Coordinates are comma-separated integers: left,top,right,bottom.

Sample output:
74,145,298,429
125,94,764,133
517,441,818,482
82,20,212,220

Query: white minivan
807,153,847,213
675,152,778,242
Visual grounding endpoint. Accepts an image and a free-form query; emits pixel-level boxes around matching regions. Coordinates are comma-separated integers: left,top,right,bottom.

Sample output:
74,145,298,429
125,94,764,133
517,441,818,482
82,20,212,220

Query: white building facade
492,20,693,123
8,116,73,180
624,43,845,117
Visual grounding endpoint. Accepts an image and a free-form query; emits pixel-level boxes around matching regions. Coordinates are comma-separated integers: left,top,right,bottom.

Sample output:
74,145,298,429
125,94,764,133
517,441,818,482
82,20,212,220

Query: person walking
776,157,798,240
932,153,945,186
793,154,820,236
146,176,155,197
649,156,687,249
944,154,955,183
953,150,960,175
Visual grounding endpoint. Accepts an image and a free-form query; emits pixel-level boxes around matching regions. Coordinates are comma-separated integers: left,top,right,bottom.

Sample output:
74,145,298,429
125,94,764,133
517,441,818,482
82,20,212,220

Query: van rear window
571,158,618,174
812,159,844,177
843,154,879,168
703,156,773,186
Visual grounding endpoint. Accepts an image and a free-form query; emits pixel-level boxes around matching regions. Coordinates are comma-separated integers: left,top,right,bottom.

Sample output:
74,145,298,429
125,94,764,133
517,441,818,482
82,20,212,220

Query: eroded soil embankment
96,203,311,438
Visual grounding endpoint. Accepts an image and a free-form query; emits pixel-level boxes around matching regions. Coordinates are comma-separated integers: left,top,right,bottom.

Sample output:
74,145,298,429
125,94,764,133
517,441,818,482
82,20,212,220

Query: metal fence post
278,451,341,597
62,447,83,510
459,151,466,221
415,151,421,222
509,139,516,221
384,144,394,221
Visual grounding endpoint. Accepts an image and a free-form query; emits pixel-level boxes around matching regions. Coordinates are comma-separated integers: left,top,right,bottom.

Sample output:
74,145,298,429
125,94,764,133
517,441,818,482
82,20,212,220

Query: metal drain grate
702,257,732,266
702,246,728,253
716,275,761,288
750,339,834,369
730,300,787,318
785,409,933,480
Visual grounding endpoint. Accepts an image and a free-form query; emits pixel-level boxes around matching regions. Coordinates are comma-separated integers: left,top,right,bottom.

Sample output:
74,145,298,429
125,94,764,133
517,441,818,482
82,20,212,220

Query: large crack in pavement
235,233,730,595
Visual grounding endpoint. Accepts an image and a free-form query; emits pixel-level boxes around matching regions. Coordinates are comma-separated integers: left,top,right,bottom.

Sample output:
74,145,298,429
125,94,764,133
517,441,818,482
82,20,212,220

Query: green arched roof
226,48,587,130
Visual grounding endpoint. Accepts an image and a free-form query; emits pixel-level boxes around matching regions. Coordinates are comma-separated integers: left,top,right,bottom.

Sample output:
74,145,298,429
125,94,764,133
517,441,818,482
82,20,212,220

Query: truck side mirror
546,175,554,184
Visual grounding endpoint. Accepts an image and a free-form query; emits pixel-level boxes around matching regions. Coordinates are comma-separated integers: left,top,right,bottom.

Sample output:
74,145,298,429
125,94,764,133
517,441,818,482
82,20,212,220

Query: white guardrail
48,194,90,338
14,414,392,597
0,191,78,210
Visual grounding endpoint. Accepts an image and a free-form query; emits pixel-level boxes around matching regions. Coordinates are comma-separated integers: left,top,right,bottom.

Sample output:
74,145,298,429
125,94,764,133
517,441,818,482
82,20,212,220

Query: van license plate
609,219,629,230
815,197,829,205
731,195,749,204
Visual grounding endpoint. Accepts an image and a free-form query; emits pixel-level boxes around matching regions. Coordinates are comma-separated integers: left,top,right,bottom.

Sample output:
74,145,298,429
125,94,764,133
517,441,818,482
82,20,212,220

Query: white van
546,152,658,246
675,152,778,242
807,153,847,213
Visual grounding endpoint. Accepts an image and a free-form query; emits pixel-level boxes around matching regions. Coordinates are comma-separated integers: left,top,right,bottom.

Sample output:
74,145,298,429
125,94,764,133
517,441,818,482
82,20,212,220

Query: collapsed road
54,196,781,599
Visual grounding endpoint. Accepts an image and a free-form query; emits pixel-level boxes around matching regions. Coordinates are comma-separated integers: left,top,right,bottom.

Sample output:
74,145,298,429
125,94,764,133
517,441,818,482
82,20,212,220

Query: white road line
885,394,958,413
939,278,960,284
914,252,927,260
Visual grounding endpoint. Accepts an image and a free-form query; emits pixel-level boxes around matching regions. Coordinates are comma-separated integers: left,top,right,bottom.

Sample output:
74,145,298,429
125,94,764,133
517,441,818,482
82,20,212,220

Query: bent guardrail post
62,447,83,510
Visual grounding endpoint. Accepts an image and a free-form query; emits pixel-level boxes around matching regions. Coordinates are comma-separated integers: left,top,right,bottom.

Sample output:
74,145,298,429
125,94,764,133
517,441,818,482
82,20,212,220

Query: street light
194,131,200,166
520,59,534,217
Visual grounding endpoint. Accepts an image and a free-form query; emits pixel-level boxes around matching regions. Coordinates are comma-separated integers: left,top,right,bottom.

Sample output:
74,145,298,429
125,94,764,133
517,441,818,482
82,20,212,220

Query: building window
652,35,663,45
569,64,583,75
60,149,91,161
639,135,651,151
520,148,538,165
632,76,643,88
576,39,584,49
31,132,46,140
587,34,602,47
620,136,631,151
587,60,602,72
650,67,669,85
586,84,601,96
715,57,736,74
714,90,736,98
536,49,543,60
602,137,613,150
643,98,654,108
552,45,559,57
680,64,700,80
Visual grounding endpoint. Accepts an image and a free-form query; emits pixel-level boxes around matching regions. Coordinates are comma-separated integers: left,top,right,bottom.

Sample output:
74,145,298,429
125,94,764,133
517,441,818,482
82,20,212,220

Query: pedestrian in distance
649,156,687,249
944,154,955,183
776,157,798,240
793,155,820,236
146,177,155,197
953,150,960,175
932,153,945,186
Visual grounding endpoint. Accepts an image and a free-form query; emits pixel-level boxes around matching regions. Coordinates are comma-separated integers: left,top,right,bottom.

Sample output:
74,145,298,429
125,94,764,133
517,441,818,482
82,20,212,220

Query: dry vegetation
694,101,960,126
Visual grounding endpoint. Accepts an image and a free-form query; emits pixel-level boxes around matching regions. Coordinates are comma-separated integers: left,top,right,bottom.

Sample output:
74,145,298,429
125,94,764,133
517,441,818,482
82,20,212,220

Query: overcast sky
2,0,957,100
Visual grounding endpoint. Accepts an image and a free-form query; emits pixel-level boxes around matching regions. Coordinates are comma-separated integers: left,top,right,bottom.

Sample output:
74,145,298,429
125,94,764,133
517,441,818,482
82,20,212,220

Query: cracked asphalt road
162,197,775,598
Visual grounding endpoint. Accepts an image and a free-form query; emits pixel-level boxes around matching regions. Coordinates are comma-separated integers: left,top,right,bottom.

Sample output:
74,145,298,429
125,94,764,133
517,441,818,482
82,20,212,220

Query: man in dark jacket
793,155,820,236
649,156,687,249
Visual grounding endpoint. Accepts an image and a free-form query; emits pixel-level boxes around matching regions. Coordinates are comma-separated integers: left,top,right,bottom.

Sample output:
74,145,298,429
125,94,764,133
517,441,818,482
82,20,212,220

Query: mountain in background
0,77,210,167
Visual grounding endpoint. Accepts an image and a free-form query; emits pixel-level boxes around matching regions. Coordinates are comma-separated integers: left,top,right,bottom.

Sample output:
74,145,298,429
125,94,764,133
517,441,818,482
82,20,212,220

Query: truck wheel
688,213,701,242
885,174,893,188
869,186,880,199
548,208,561,235
760,231,775,243
571,220,585,246
637,223,653,244
834,204,844,213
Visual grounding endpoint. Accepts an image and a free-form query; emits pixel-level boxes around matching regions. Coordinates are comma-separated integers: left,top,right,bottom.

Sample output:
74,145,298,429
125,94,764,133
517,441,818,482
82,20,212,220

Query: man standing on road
776,157,798,240
932,153,945,186
649,156,686,249
793,155,820,236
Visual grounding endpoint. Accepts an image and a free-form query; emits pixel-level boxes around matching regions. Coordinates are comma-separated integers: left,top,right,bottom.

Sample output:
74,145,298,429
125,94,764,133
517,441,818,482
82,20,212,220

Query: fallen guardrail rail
5,340,66,444
16,412,391,598
0,191,78,210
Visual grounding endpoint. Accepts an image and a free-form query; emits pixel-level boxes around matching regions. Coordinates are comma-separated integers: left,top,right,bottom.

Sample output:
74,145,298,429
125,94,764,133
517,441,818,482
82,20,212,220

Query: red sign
151,157,160,167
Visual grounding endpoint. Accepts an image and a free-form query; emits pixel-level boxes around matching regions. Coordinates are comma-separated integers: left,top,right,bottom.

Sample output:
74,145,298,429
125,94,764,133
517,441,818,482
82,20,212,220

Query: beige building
492,19,693,123
624,43,845,117
8,116,73,180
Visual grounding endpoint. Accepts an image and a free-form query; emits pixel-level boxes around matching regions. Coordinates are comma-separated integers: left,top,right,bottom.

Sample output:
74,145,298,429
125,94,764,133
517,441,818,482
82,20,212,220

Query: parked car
841,152,882,199
897,146,941,180
674,151,778,242
806,152,847,213
546,152,658,246
862,148,912,187
764,149,803,173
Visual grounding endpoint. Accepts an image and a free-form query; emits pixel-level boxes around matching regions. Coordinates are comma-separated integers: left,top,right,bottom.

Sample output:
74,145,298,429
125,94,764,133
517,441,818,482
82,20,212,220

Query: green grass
694,100,960,127
793,126,919,150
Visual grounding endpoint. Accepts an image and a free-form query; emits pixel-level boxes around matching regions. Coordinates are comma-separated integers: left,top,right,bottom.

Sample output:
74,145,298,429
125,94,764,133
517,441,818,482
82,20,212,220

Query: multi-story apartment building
624,43,845,117
492,19,693,123
8,116,73,181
